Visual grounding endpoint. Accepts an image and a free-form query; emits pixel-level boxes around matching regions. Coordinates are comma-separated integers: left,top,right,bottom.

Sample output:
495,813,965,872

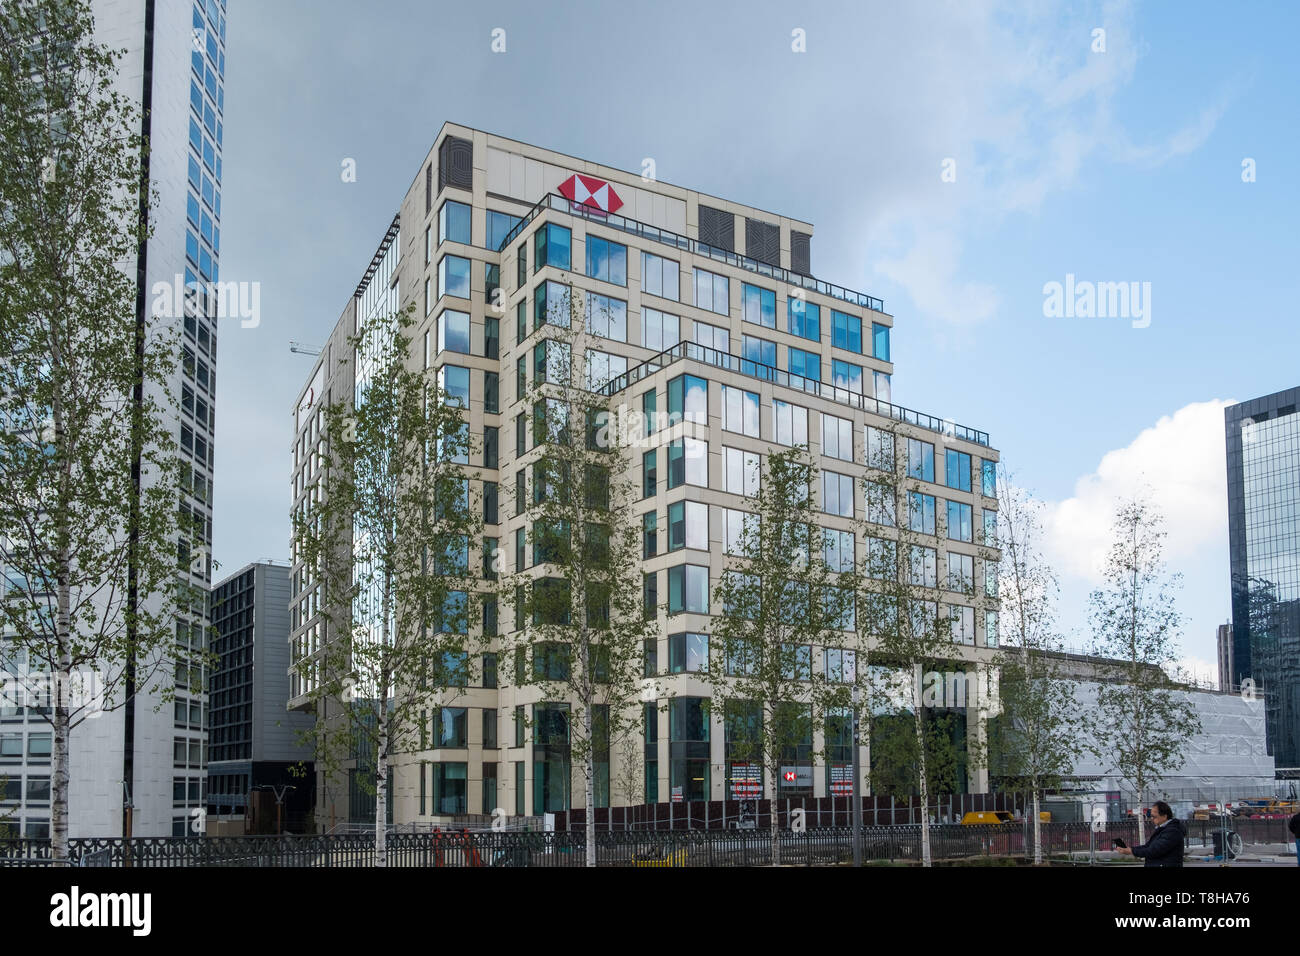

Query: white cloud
1044,399,1232,581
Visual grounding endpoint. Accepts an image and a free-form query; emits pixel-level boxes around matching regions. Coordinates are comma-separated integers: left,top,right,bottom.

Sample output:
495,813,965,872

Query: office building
1226,387,1300,770
1217,622,1234,694
206,563,314,833
290,124,1001,824
0,0,226,839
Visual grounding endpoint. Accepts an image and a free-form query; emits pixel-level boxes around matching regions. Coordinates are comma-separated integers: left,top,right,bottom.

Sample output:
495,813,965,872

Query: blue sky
212,0,1300,680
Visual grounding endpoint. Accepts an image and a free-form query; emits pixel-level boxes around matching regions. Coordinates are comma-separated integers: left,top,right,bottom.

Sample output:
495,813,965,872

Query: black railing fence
0,816,1289,867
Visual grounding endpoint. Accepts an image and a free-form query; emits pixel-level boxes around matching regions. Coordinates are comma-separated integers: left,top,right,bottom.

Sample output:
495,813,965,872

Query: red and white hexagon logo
557,173,624,215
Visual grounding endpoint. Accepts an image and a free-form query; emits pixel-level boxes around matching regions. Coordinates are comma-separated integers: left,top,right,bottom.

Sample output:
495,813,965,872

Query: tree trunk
584,705,595,868
1136,783,1145,845
914,700,932,867
1032,790,1042,865
376,709,388,867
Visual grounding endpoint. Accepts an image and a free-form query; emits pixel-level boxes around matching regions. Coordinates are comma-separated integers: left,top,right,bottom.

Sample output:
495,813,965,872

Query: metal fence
2,817,1289,868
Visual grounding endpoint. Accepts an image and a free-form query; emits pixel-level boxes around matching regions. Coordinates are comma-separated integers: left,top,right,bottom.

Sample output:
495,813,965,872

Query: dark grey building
1226,387,1300,769
1216,622,1233,694
207,562,315,828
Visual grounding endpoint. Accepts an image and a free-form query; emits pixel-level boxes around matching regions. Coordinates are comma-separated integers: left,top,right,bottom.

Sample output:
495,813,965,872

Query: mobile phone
1112,838,1127,849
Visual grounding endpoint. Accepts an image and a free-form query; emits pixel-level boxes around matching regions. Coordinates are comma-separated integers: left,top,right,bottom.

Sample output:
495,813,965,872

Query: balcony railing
499,193,887,315
598,340,991,447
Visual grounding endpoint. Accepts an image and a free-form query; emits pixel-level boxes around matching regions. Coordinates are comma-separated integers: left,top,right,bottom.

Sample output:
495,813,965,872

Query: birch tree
0,0,205,863
1087,494,1200,843
987,469,1080,863
706,444,854,866
292,306,483,866
854,425,992,866
505,283,651,867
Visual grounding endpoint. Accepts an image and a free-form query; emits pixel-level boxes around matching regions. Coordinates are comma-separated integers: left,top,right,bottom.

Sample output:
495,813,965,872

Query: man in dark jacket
1117,801,1185,867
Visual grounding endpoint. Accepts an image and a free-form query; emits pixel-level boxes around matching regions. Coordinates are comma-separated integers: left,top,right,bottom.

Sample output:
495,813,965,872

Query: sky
211,0,1300,684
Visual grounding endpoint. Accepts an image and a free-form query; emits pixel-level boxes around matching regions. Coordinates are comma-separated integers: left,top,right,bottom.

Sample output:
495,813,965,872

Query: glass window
741,335,776,377
983,508,998,545
865,536,896,579
695,268,729,315
822,413,853,462
873,371,892,403
642,450,657,498
484,317,499,360
788,297,820,341
866,426,895,471
872,322,891,362
907,439,935,482
438,365,470,408
668,565,709,614
985,610,999,648
438,255,471,300
721,385,759,437
825,648,857,683
534,339,570,385
642,307,681,352
643,512,658,558
585,234,627,285
486,209,522,249
668,374,708,426
585,292,627,341
946,500,973,542
437,310,471,354
949,604,975,645
693,320,730,354
948,552,974,592
781,643,812,681
724,508,758,556
822,471,854,517
642,251,679,301
644,638,659,677
773,400,808,447
668,500,708,552
907,492,936,534
667,437,708,489
485,372,499,415
832,310,862,353
831,358,863,394
788,347,820,381
533,223,571,272
534,280,570,329
437,708,468,748
438,200,471,245
742,283,776,328
643,388,657,437
909,545,938,588
945,450,972,492
584,349,627,391
669,633,709,674
433,762,468,814
823,528,855,572
981,459,997,497
724,447,760,497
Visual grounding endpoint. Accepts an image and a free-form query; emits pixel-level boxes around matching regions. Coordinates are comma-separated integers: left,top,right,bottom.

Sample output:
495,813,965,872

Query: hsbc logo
558,173,623,215
783,771,797,782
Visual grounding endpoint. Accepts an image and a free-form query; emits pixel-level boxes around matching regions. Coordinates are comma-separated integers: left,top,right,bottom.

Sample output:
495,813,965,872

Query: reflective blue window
585,235,627,286
203,102,216,136
202,139,214,172
200,211,213,245
832,310,862,353
439,365,471,407
438,255,471,300
204,65,217,100
533,281,570,329
192,48,204,78
668,374,708,426
831,359,863,394
946,500,973,542
533,223,571,272
788,347,820,381
742,283,776,328
185,230,200,264
981,460,997,497
187,155,201,188
872,323,891,362
201,173,213,207
945,450,972,492
741,335,775,376
438,310,471,355
188,118,202,152
907,439,935,482
186,194,200,227
486,210,522,249
908,492,936,535
199,248,212,281
189,81,202,115
788,298,820,342
214,157,221,184
439,200,472,245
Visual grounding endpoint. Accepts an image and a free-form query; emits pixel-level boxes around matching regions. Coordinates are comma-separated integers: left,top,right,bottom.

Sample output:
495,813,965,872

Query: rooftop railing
598,340,991,447
499,193,888,315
